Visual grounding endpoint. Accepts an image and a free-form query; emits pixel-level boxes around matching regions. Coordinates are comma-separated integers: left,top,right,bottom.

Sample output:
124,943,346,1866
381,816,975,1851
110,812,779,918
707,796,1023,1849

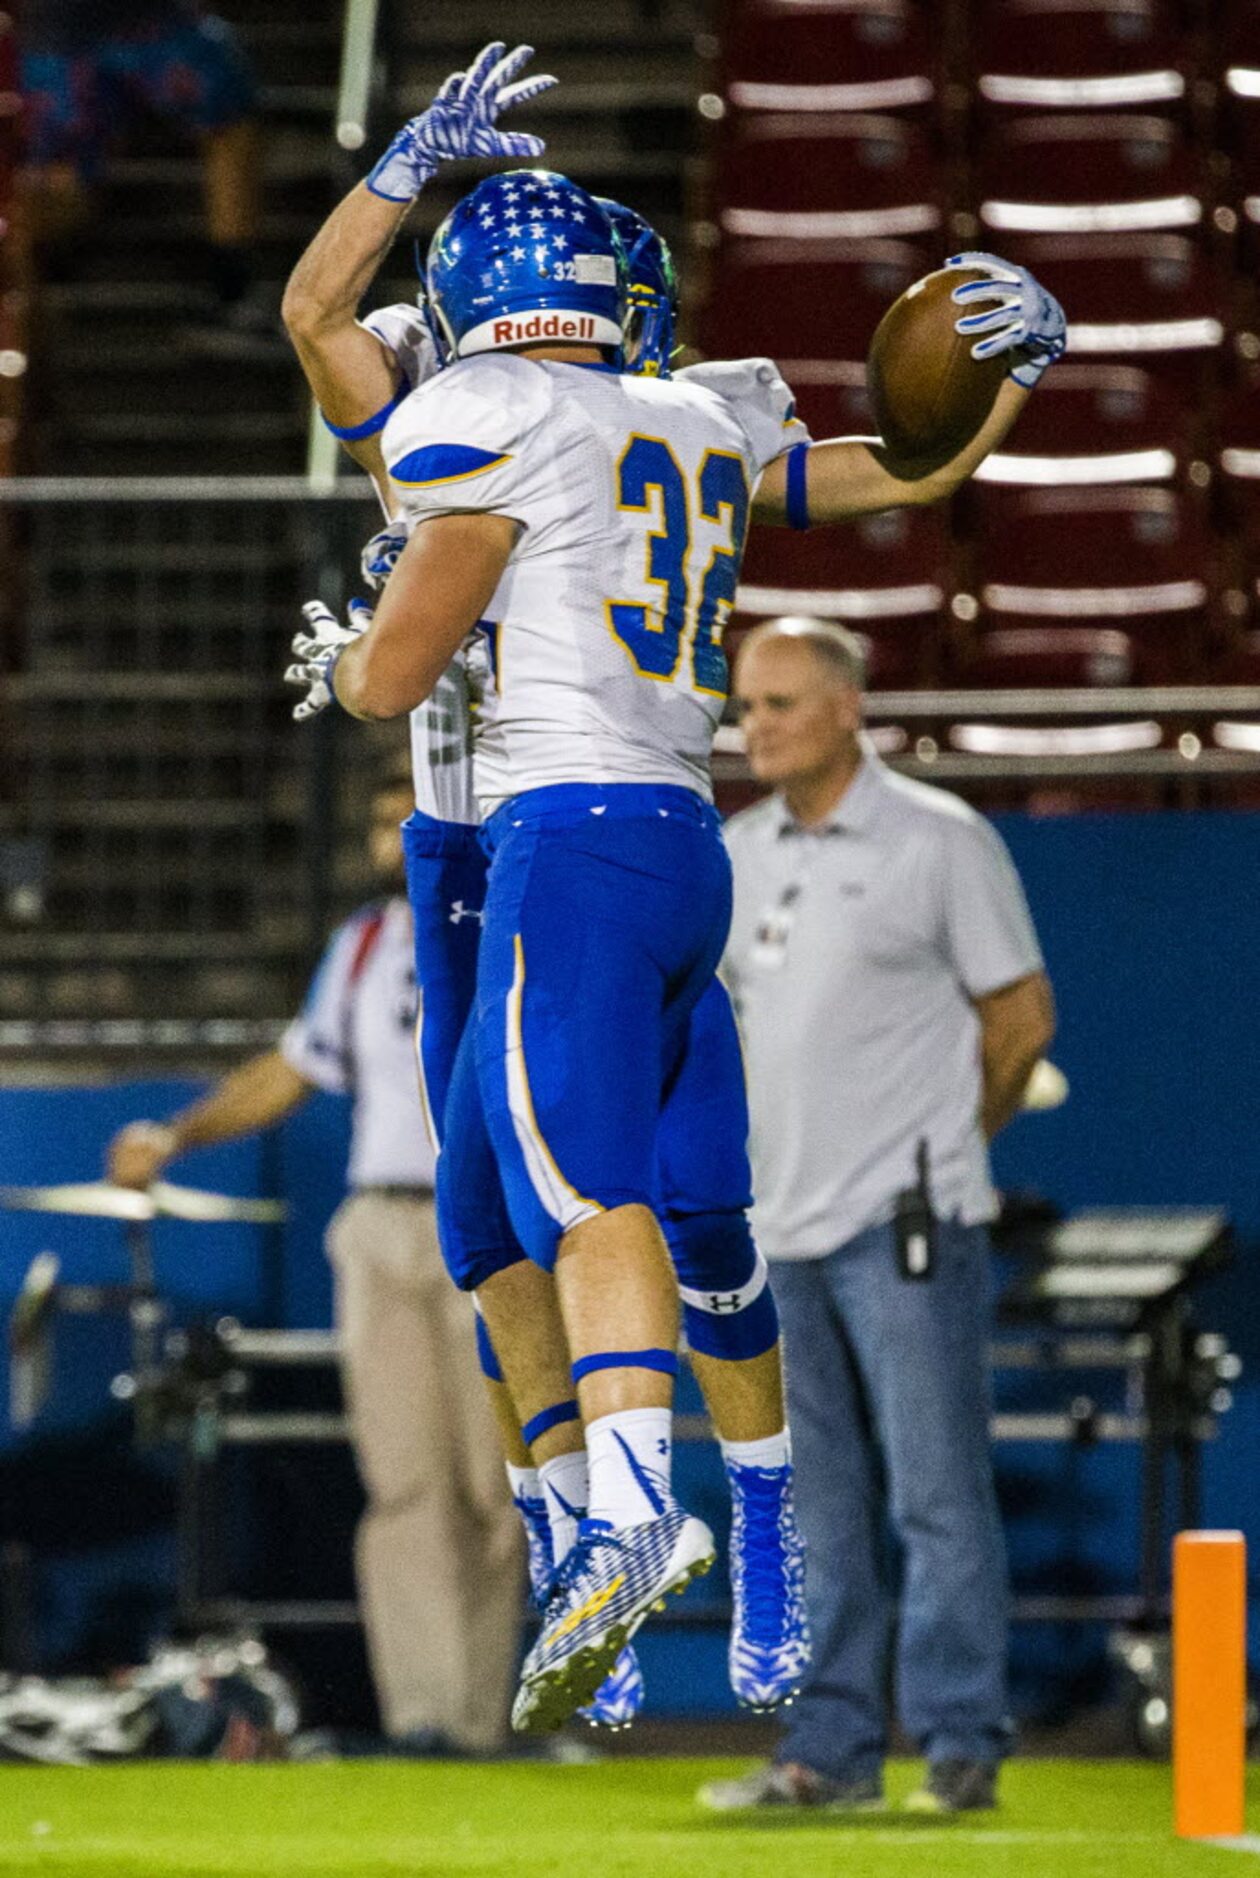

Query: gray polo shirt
723,750,1044,1260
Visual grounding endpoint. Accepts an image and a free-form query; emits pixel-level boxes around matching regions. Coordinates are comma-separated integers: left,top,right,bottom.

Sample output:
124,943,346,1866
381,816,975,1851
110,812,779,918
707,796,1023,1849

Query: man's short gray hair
742,616,868,691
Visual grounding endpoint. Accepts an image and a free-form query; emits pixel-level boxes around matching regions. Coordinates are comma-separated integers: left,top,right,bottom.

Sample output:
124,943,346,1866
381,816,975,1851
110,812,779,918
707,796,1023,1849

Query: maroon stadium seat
734,503,952,682
1219,377,1260,544
974,361,1191,484
720,0,939,114
696,238,927,361
1223,0,1260,66
775,360,877,438
976,115,1207,238
956,624,1137,685
727,608,931,688
982,234,1226,407
715,113,943,241
970,485,1212,675
973,0,1190,113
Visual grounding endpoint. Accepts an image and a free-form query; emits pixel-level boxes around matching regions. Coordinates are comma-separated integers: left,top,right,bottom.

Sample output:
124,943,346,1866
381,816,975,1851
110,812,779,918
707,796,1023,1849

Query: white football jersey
382,351,809,811
361,304,481,826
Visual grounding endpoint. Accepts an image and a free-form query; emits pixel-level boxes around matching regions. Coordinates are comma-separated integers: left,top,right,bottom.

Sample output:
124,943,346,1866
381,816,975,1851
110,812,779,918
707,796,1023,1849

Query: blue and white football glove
366,40,556,202
946,252,1067,388
285,598,372,721
360,520,407,592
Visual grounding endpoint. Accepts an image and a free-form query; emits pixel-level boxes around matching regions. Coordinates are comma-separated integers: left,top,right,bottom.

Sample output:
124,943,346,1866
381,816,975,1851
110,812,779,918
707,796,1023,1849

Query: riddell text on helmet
493,312,597,344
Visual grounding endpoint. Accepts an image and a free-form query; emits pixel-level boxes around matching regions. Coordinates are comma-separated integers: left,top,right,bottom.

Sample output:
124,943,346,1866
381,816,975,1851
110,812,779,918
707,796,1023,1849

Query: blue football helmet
597,198,678,378
425,169,624,361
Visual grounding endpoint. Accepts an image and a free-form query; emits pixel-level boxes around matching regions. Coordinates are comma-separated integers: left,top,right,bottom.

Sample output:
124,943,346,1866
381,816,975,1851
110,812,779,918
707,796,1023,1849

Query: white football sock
505,1462,540,1503
720,1429,791,1472
539,1449,589,1566
585,1408,673,1531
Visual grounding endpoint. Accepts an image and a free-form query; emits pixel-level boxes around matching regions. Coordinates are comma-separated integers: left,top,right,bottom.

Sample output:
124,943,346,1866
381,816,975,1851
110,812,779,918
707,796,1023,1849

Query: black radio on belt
894,1139,936,1282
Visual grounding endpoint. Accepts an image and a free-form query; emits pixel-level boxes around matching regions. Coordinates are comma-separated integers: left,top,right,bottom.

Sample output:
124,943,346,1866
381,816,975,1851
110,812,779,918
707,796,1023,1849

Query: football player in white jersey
282,46,1065,1733
282,50,818,1730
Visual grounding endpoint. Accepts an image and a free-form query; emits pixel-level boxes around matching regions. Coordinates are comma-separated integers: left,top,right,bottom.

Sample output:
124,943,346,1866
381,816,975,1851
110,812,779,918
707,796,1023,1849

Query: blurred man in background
107,762,523,1758
19,1,264,326
702,618,1054,1816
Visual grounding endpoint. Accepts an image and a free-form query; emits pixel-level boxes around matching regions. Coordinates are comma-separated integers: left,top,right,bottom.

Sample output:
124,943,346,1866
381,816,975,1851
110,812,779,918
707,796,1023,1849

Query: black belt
352,1184,435,1201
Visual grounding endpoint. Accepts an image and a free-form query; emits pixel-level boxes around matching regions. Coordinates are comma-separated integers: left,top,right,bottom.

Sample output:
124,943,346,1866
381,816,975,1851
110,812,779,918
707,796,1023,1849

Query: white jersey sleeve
676,358,811,477
359,303,442,393
381,354,556,535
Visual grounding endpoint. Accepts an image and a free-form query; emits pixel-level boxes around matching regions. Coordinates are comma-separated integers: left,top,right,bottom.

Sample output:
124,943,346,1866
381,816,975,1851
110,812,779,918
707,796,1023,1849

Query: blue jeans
771,1219,1012,1780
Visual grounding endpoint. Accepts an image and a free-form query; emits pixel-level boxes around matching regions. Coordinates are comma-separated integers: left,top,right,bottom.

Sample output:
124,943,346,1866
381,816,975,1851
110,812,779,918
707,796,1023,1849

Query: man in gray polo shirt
701,618,1054,1816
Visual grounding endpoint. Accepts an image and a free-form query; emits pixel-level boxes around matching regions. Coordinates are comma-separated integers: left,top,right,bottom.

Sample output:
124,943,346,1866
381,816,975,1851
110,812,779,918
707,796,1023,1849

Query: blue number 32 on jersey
606,435,751,701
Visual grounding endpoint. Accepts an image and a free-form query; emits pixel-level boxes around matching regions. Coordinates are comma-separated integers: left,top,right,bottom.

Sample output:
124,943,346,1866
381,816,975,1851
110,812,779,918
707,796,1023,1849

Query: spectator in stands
700,618,1054,1817
19,1,266,326
106,760,524,1759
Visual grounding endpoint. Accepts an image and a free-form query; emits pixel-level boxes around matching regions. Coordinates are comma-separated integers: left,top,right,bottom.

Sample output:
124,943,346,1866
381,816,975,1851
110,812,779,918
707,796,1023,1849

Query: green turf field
0,1758,1256,1877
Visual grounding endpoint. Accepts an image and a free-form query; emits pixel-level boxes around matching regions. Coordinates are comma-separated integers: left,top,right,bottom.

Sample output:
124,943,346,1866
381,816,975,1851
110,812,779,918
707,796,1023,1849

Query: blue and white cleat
511,1506,715,1734
511,1487,554,1607
512,1487,645,1730
575,1644,645,1731
726,1460,811,1711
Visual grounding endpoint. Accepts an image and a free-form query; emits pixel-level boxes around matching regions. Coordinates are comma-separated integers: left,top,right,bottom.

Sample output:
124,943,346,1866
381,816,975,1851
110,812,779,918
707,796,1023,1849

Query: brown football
866,265,1009,475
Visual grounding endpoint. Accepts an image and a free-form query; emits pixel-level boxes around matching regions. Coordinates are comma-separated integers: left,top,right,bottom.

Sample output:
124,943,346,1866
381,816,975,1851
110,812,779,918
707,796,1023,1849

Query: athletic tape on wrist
521,1399,580,1448
571,1348,679,1383
786,442,811,531
321,376,411,442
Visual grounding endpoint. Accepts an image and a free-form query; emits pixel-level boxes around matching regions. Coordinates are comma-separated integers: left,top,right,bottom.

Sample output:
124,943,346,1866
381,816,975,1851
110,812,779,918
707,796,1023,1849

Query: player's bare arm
281,182,413,461
755,252,1065,525
281,41,555,474
331,513,519,720
755,377,1031,524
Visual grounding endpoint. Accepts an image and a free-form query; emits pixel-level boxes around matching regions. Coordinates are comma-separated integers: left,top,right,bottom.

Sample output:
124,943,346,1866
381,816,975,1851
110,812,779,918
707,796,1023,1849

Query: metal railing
1,479,381,1050
304,0,384,491
4,474,1260,1053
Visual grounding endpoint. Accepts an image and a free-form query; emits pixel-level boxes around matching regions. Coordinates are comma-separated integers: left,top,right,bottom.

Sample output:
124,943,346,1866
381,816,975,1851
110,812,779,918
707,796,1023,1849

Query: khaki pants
327,1190,523,1750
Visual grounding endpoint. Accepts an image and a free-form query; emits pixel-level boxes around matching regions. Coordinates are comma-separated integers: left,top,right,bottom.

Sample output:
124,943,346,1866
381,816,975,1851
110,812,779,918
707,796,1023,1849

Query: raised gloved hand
366,40,556,202
360,520,407,592
946,252,1067,388
285,598,373,721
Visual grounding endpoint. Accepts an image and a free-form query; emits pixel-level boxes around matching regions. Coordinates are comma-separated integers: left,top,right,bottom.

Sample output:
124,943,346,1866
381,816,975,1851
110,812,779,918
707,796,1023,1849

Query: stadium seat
982,234,1227,407
696,237,927,361
727,608,930,688
775,360,877,438
720,0,939,115
970,484,1213,675
976,115,1207,238
944,717,1166,757
955,625,1137,686
973,362,1190,485
973,0,1190,113
714,113,942,240
734,502,953,683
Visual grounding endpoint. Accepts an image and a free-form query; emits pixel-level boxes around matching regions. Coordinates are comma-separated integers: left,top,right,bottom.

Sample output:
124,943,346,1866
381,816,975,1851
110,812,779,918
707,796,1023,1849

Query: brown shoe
903,1759,999,1813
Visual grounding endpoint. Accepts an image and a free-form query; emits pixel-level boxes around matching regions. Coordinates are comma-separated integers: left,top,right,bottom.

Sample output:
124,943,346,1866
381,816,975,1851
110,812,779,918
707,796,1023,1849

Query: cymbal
0,1180,285,1224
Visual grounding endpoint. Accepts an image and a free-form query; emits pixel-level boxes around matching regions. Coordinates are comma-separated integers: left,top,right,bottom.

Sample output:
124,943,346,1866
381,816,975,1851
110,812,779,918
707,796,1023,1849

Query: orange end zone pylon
1173,1529,1247,1840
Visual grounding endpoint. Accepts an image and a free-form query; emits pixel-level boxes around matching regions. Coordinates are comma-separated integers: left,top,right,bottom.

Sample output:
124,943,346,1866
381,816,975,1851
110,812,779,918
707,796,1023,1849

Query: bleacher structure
0,0,703,1051
2,0,1259,1051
